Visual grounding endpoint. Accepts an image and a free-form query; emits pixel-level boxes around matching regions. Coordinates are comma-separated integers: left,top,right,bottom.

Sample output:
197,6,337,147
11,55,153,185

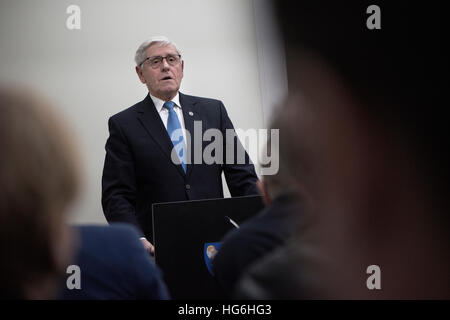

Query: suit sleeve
219,102,259,196
101,117,143,236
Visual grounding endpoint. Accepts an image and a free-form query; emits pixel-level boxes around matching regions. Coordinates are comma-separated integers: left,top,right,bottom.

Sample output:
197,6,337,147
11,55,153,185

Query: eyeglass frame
139,54,182,69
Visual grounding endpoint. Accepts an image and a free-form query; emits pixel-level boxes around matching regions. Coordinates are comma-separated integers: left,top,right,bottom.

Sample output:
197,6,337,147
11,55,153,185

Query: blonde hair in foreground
0,85,82,299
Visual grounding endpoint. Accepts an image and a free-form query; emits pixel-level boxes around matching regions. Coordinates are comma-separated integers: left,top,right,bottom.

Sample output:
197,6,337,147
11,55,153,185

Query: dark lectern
152,195,264,299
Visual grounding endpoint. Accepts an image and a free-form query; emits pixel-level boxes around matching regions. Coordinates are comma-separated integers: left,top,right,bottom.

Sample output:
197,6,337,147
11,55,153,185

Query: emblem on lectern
203,242,222,276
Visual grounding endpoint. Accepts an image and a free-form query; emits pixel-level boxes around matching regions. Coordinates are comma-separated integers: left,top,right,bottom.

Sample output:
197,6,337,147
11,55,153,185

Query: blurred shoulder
75,223,143,249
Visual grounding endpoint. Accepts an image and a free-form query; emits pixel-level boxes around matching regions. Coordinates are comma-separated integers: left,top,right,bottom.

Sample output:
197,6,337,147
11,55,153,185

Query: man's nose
161,57,170,70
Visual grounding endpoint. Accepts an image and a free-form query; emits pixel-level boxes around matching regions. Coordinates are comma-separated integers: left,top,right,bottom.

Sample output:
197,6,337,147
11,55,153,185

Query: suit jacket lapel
136,94,186,177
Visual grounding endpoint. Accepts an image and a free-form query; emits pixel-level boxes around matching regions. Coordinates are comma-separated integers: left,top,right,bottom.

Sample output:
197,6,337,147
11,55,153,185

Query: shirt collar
149,92,181,113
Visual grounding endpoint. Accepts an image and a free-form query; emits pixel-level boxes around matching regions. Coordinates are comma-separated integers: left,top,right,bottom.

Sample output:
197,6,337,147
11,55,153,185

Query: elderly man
102,37,258,254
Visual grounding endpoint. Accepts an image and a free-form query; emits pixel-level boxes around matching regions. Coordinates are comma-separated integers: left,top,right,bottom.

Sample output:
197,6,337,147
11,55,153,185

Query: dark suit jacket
59,224,170,300
102,93,258,242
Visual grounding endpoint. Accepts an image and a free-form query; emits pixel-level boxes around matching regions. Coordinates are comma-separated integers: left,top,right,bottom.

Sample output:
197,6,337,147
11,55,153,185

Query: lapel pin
189,111,194,116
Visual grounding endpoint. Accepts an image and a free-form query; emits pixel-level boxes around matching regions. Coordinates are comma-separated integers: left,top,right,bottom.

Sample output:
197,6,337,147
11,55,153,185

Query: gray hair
134,36,181,66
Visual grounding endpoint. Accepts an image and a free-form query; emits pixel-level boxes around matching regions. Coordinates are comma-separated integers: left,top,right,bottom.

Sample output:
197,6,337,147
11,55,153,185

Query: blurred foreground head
274,0,448,298
0,86,82,299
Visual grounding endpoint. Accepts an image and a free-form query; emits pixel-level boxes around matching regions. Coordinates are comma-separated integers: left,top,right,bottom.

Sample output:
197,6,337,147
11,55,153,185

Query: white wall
0,0,285,224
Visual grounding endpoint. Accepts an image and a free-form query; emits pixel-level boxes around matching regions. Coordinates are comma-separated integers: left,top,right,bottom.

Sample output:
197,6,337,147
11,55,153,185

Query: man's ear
135,66,146,84
180,60,184,78
257,179,271,206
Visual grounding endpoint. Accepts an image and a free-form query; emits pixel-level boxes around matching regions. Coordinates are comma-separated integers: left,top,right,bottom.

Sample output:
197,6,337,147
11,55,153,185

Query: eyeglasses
140,54,181,69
